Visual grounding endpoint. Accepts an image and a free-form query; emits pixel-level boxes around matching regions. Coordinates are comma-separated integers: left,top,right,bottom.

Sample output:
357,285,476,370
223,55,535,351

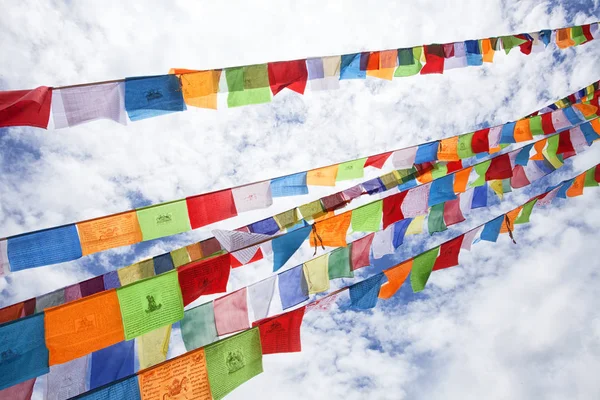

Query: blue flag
75,376,141,400
465,40,483,66
500,121,516,144
349,273,386,310
272,225,311,271
153,253,175,275
249,217,280,235
580,122,600,145
362,177,385,195
90,341,135,390
271,172,308,197
278,265,309,309
414,142,439,164
428,174,456,206
471,183,488,209
480,215,504,242
392,219,412,248
340,53,366,79
103,271,121,290
515,144,533,166
563,106,584,125
125,75,186,121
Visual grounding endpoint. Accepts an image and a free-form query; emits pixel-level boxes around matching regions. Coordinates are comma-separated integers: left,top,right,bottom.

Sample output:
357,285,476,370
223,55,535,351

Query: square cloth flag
52,82,127,128
0,313,48,391
178,254,231,306
138,347,211,400
271,172,308,197
268,60,308,95
253,307,305,354
225,65,272,107
303,255,330,294
45,289,125,365
46,355,89,399
136,200,191,241
350,233,374,270
336,158,367,181
7,224,82,272
181,302,219,352
0,378,35,400
351,200,383,232
272,225,311,272
340,53,366,79
278,265,309,309
214,288,250,336
136,325,171,369
116,270,184,340
90,340,135,390
307,165,338,186
310,212,351,248
328,247,353,279
173,69,221,109
205,328,263,400
118,259,155,286
410,246,439,292
248,276,277,321
125,75,186,121
307,56,341,91
401,183,431,217
379,260,412,299
231,181,273,213
350,273,385,310
428,174,457,206
187,189,238,229
0,86,52,128
77,211,143,256
77,376,141,400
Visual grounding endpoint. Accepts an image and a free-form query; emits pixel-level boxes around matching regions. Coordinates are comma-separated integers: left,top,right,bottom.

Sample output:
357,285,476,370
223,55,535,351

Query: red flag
230,248,264,268
364,152,392,169
583,24,594,42
268,60,308,95
0,87,52,128
557,130,575,155
382,191,406,229
443,198,465,226
178,254,231,306
510,165,531,188
186,189,238,229
367,52,380,70
433,235,463,271
595,165,600,184
485,154,513,180
446,160,463,173
472,128,490,153
541,112,556,134
420,45,445,74
350,233,374,270
516,34,533,55
253,307,305,354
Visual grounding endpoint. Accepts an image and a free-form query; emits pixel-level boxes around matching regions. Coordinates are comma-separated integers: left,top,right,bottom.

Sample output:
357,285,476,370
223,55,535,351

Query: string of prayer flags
0,86,52,128
124,75,186,121
253,307,305,354
90,341,135,390
410,246,440,292
349,273,386,310
214,288,250,336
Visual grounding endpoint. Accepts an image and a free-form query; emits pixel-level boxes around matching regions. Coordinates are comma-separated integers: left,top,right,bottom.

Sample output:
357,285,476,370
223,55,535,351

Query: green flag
298,200,326,220
431,163,448,180
501,35,527,54
205,328,263,400
584,168,599,187
410,246,440,292
571,26,586,45
226,65,271,107
380,171,401,189
457,133,475,159
136,200,191,241
117,270,184,340
544,135,564,169
395,47,423,77
181,302,218,352
351,200,383,232
514,199,537,224
328,247,353,279
428,203,447,235
470,160,491,187
336,158,367,181
529,115,544,136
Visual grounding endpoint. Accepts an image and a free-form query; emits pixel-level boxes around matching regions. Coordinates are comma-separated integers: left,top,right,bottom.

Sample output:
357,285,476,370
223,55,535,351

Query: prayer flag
351,200,383,232
52,82,126,128
138,347,211,400
454,167,471,193
78,376,140,400
272,225,311,271
253,307,305,354
172,69,221,109
511,165,531,188
125,75,185,121
471,183,488,208
350,233,374,270
118,259,155,286
187,190,237,229
225,65,271,107
0,87,51,128
391,147,418,169
437,136,460,161
271,172,308,197
556,28,575,49
481,38,495,62
557,130,575,155
552,110,572,130
515,199,538,224
350,274,385,310
584,168,599,187
170,247,190,268
371,226,395,259
274,209,300,229
514,119,533,142
248,217,280,235
328,247,353,279
428,174,457,206
433,236,463,270
104,271,121,290
137,325,171,370
268,60,308,95
457,133,475,159
231,181,273,213
410,247,439,292
152,254,173,275
392,219,412,248
310,212,351,247
303,255,330,294
362,177,386,194
36,290,65,312
336,158,367,181
117,270,184,340
307,56,341,91
580,121,600,144
213,229,269,253
136,200,191,241
529,115,544,136
465,40,483,65
420,44,445,74
0,313,48,390
0,379,35,400
178,254,231,306
472,128,490,153
428,203,447,234
340,53,367,79
205,328,263,400
461,226,482,251
214,288,250,336
566,173,585,197
415,142,439,164
364,152,392,169
278,265,309,309
443,198,465,226
7,224,81,272
321,192,348,212
500,121,516,144
307,165,338,186
379,260,412,299
500,207,521,234
367,50,397,80
515,144,533,166
485,154,513,180
45,290,125,365
382,191,406,229
248,276,276,322
544,135,564,169
541,112,557,134
480,215,504,242
380,171,401,189
401,183,430,217
395,47,423,76
444,42,468,70
181,302,218,351
78,212,143,256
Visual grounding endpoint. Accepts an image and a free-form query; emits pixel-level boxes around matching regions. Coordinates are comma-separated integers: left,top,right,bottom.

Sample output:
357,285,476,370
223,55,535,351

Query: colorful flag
186,190,238,229
433,235,463,270
268,60,308,95
248,276,276,322
118,259,155,286
178,254,231,306
382,191,406,229
136,200,191,241
328,247,353,279
278,265,309,310
351,200,383,232
310,212,351,247
271,172,308,197
78,375,141,400
124,75,186,121
428,203,447,234
90,340,134,390
137,325,172,369
214,288,250,336
0,87,52,128
272,225,311,271
231,181,273,213
410,246,439,292
181,301,219,352
253,307,305,354
225,65,271,107
171,69,221,109
480,215,504,242
303,255,330,294
349,273,385,309
350,233,374,270
379,260,412,299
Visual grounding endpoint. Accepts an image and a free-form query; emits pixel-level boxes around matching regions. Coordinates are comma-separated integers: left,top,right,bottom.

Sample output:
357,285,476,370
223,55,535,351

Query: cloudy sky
1,0,600,399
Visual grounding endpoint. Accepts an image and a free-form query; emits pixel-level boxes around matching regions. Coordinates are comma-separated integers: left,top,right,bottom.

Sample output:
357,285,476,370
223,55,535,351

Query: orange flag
307,165,339,186
514,119,533,142
77,211,143,256
310,212,351,247
500,207,522,234
453,167,472,193
45,289,125,365
437,137,460,161
573,103,598,118
566,173,586,197
169,69,221,110
379,260,412,299
530,139,546,161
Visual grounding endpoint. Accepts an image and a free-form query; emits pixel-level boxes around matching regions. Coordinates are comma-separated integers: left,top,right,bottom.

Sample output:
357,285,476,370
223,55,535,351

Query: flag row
1,92,598,275
0,23,597,131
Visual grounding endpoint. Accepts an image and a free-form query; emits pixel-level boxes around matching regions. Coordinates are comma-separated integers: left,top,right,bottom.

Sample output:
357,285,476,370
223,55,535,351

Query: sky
1,0,600,399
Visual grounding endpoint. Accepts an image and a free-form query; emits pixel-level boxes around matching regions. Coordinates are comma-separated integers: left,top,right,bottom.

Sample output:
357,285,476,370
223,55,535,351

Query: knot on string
505,215,517,244
312,224,325,255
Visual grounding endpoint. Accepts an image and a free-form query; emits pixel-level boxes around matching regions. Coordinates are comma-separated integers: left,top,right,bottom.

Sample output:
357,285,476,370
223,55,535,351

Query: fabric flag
186,189,238,229
253,307,305,355
443,198,465,226
420,44,444,74
515,199,538,224
383,192,406,229
271,172,308,197
511,165,531,188
380,171,401,189
428,203,447,235
481,38,495,62
566,173,586,197
0,313,48,391
309,212,351,248
556,28,575,49
415,142,439,164
181,302,218,353
214,288,250,336
205,327,263,400
471,128,490,153
500,121,516,144
392,219,412,248
272,225,311,271
0,302,25,324
500,207,521,234
570,126,589,152
117,270,184,340
471,183,488,209
515,144,533,166
298,200,326,220
104,271,121,290
350,273,386,310
557,130,576,156
461,226,482,251
321,192,348,212
541,112,556,134
350,233,374,270
371,226,395,259
151,253,173,275
444,42,468,70
46,355,89,400
0,379,35,400
543,135,564,169
392,147,418,169
52,82,126,128
437,136,460,161
433,236,463,271
0,87,52,128
7,224,81,272
77,211,143,257
457,133,475,159
480,215,504,242
248,217,280,235
225,65,271,107
328,247,353,279
584,168,599,187
367,50,397,80
523,160,547,182
362,177,385,195
580,121,600,145
428,174,457,206
231,181,273,213
274,209,300,230
465,40,483,65
488,126,502,151
268,60,308,95
231,246,263,267
0,239,9,277
563,106,584,125
248,276,277,322
137,325,172,369
514,119,533,142
340,53,366,79
551,110,572,131
124,75,185,121
486,153,513,180
364,152,392,169
336,158,367,181
136,200,191,241
170,247,190,268
379,260,412,299
410,247,439,292
138,347,211,400
80,376,141,400
118,259,155,286
351,200,383,232
529,115,544,136
171,69,221,109
64,284,82,303
307,56,341,91
278,265,309,310
303,255,330,294
36,290,65,313
453,167,471,193
342,184,364,200
401,183,431,217
395,47,423,76
177,254,231,306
